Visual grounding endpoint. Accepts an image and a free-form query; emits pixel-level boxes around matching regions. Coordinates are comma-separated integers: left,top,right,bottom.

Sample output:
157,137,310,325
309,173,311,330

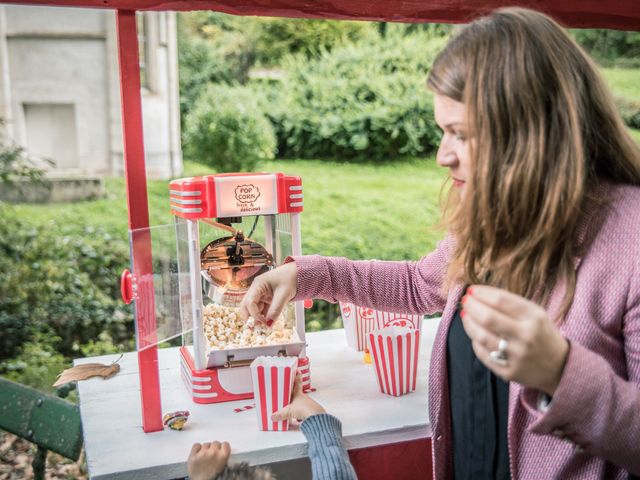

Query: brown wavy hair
427,7,640,313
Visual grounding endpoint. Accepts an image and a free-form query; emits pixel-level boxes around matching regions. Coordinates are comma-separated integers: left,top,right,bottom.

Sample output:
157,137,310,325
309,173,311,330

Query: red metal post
116,9,163,433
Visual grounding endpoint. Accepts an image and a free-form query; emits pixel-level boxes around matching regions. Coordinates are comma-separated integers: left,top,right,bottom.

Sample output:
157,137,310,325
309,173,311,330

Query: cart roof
2,0,639,31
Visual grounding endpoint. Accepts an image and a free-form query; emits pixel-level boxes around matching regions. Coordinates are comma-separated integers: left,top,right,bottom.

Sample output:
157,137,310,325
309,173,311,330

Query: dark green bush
396,22,453,38
183,84,277,171
249,17,371,65
571,29,640,64
263,34,445,161
0,206,133,361
614,96,640,129
177,13,372,124
178,32,255,121
1,332,71,393
180,12,371,66
304,300,342,332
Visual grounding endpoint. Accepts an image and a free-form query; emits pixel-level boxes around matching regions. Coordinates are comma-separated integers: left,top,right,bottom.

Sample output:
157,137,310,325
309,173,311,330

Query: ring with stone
489,338,509,366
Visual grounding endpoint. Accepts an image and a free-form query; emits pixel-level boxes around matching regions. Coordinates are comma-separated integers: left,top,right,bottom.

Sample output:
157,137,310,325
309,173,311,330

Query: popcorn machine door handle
223,357,254,369
224,350,288,368
120,269,135,304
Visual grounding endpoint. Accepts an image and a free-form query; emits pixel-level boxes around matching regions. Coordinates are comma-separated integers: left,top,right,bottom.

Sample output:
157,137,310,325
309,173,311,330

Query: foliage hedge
0,205,133,362
180,12,371,66
178,32,255,121
260,33,445,161
177,13,372,124
248,17,371,64
571,29,640,66
183,84,277,172
616,98,640,129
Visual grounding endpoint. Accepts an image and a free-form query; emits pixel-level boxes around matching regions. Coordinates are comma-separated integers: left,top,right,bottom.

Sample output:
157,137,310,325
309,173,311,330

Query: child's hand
187,441,231,480
271,379,325,426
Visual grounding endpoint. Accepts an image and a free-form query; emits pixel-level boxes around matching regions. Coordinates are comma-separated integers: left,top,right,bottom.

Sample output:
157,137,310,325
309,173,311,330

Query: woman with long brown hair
241,7,640,479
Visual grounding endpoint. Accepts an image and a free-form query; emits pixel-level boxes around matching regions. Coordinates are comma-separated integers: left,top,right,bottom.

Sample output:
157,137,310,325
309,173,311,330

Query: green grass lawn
600,67,640,143
262,159,447,260
601,67,640,101
6,158,448,262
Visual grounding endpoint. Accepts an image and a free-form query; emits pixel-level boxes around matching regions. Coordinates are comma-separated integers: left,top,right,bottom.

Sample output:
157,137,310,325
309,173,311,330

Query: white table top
76,319,440,479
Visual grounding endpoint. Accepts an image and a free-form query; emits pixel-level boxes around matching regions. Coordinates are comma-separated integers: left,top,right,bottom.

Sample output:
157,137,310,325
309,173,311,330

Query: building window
23,103,78,170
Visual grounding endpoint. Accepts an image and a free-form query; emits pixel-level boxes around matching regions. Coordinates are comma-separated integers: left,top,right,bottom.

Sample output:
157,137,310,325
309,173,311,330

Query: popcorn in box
250,356,297,431
339,302,423,351
368,326,420,397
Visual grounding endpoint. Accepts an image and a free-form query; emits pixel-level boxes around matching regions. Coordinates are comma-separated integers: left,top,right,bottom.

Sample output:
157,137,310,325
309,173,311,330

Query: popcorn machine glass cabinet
127,214,302,354
174,213,302,355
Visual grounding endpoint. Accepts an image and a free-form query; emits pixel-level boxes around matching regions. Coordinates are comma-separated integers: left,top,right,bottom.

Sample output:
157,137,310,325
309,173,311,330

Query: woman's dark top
447,308,511,480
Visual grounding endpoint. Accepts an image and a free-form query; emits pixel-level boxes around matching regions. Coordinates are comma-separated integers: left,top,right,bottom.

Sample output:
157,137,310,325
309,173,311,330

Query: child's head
215,462,276,480
428,7,640,307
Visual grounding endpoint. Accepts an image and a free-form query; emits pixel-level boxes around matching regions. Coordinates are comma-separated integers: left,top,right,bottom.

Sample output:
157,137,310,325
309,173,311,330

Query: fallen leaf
53,355,122,387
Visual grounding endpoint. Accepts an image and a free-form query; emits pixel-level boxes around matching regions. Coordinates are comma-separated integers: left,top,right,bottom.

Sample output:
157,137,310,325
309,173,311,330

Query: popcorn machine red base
123,172,311,405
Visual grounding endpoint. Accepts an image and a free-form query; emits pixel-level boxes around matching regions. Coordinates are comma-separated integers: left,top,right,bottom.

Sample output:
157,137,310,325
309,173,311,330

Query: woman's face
434,94,471,193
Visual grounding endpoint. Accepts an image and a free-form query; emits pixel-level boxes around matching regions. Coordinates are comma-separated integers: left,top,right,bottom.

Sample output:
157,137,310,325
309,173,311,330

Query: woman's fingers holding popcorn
240,277,271,323
241,262,298,324
242,288,269,324
266,286,295,325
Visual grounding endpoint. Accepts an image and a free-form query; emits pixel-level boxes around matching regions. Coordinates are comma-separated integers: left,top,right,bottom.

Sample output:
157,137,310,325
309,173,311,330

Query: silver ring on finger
489,337,509,366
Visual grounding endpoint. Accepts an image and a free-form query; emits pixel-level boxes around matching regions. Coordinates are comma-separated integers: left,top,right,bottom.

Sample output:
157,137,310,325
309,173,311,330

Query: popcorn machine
170,172,310,404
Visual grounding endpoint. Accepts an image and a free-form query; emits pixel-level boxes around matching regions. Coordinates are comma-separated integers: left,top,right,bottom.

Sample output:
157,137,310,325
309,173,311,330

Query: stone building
0,5,182,180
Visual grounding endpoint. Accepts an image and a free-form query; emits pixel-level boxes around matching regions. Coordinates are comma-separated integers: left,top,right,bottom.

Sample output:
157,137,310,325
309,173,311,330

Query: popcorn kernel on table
203,304,293,350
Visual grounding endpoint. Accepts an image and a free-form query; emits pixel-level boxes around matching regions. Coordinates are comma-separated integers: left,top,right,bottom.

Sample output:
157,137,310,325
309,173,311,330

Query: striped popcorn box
297,356,312,392
250,356,298,431
368,326,421,397
375,311,423,331
339,303,383,351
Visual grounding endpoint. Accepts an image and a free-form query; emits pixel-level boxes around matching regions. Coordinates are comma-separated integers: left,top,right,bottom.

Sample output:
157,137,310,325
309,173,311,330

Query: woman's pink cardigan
291,183,640,479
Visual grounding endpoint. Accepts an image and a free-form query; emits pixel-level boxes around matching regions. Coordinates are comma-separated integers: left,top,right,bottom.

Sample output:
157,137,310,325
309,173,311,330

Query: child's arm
301,414,357,480
272,381,357,480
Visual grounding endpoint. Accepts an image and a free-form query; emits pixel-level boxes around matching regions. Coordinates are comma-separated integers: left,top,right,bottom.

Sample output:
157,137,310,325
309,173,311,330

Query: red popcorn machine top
122,172,311,408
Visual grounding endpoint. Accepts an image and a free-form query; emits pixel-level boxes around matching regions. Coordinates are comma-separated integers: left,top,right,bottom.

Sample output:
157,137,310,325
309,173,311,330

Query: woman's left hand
460,285,570,395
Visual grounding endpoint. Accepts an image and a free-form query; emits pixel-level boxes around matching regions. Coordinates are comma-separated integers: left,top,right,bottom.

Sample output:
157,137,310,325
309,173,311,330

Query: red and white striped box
339,302,423,351
297,356,312,392
250,356,297,431
368,326,421,397
339,304,380,351
375,311,423,331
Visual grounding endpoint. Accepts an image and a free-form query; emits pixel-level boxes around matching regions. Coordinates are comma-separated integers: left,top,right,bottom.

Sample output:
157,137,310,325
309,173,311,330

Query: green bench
0,378,83,479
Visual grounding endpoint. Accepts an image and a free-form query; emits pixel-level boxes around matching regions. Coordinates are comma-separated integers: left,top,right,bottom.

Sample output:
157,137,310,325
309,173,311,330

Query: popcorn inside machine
122,172,311,406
